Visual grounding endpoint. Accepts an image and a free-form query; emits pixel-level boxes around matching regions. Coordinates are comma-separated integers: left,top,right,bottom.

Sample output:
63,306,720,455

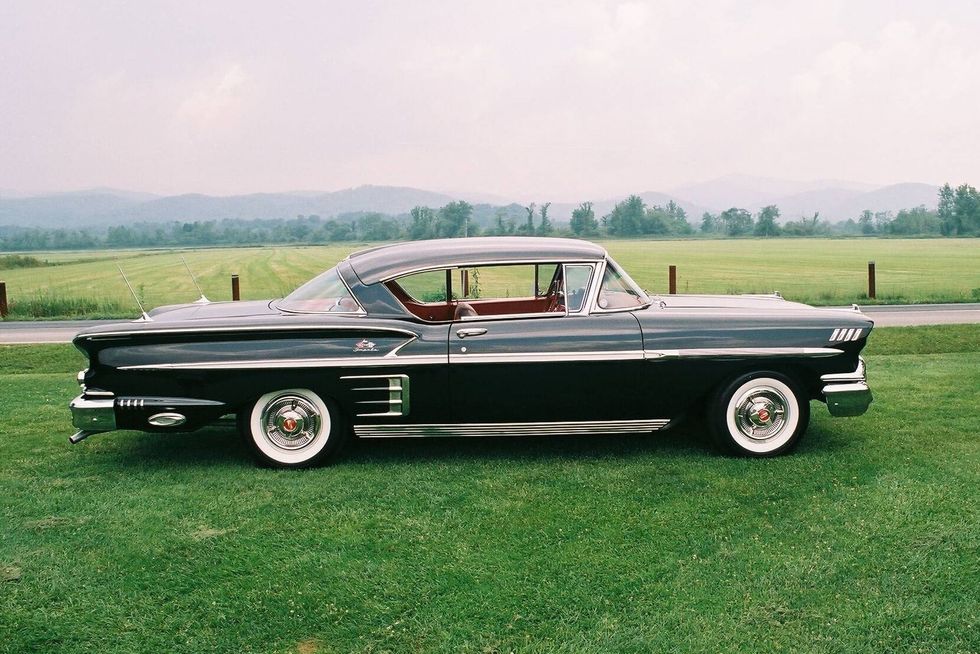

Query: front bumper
821,357,872,417
69,395,117,431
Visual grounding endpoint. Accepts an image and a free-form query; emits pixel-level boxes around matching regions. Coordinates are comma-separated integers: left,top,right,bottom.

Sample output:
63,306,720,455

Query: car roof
347,236,608,285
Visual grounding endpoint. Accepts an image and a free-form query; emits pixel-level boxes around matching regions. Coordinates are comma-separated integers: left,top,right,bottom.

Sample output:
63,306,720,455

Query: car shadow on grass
98,416,851,469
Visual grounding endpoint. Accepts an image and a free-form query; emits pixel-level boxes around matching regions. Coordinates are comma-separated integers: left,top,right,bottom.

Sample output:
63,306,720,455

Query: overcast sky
1,0,979,200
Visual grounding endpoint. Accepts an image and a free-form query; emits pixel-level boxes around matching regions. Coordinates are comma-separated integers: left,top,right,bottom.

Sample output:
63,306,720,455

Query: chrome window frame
562,262,599,315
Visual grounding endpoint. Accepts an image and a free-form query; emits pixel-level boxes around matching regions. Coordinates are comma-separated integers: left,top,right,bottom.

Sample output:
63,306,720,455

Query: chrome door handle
456,328,488,338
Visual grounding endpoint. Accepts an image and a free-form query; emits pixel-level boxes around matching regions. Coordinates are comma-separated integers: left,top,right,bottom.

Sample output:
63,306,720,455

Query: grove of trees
1,184,977,252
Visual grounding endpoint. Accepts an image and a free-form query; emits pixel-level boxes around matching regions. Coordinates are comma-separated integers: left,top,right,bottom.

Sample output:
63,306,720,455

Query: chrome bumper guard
821,357,872,417
69,395,116,432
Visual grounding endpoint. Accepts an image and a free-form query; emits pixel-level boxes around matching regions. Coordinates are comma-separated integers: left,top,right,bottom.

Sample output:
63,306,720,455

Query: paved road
857,303,980,327
0,319,117,344
1,304,978,344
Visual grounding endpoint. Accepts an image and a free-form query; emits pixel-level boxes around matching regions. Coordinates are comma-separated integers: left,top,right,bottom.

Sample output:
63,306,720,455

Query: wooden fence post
231,274,240,301
867,261,876,300
668,265,677,295
0,281,7,318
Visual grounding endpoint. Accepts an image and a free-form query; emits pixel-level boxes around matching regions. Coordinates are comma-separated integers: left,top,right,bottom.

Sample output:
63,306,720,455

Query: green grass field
1,325,978,653
1,238,978,318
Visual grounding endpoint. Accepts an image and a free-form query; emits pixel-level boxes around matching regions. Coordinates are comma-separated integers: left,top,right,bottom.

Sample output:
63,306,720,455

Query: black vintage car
70,237,873,467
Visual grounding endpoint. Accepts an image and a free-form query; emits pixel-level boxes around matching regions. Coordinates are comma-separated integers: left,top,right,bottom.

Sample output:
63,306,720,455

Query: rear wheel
709,372,809,457
239,388,347,468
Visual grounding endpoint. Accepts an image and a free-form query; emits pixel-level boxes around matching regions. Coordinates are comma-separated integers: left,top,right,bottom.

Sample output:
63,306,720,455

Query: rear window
277,267,363,314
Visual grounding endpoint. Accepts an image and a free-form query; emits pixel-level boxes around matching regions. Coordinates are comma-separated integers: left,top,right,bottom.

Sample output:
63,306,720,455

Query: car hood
647,294,872,325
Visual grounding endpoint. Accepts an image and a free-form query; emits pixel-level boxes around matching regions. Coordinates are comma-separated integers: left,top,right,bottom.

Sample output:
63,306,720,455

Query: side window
563,264,594,313
596,263,647,310
389,262,603,322
453,263,567,320
536,264,560,297
457,264,538,300
395,270,447,303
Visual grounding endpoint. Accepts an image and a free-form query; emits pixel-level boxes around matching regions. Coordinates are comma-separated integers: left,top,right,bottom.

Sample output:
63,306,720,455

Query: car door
448,264,649,424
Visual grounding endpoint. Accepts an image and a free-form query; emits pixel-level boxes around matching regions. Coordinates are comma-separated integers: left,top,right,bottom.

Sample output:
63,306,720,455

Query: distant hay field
0,238,977,318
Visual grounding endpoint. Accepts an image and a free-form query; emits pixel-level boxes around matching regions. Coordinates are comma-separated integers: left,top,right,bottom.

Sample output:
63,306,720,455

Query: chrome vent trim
829,328,864,342
353,418,669,438
341,374,410,417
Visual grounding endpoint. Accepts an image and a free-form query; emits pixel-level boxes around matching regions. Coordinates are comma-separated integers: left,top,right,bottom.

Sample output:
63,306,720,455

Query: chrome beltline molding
77,324,420,340
644,347,844,359
450,350,645,364
119,354,446,371
354,418,670,438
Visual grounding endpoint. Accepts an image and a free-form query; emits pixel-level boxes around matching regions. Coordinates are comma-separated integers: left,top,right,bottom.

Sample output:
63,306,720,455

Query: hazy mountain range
0,176,941,229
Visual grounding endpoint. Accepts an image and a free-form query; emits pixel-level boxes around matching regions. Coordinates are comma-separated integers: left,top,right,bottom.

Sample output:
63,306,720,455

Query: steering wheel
545,289,564,313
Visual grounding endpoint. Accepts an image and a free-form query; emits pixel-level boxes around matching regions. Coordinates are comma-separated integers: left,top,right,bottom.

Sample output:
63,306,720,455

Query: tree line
1,184,977,252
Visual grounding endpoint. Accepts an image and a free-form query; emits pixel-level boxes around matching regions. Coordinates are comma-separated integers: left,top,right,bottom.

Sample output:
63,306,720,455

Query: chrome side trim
121,346,846,370
340,374,410,417
354,418,670,438
77,324,420,340
118,354,446,371
450,350,645,364
644,347,844,360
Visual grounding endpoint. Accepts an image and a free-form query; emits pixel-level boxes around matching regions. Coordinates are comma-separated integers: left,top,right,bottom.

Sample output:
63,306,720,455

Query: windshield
277,266,363,314
596,259,650,310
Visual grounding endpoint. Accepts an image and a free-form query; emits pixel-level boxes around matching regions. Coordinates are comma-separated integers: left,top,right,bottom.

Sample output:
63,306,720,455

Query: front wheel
239,388,347,468
709,372,810,457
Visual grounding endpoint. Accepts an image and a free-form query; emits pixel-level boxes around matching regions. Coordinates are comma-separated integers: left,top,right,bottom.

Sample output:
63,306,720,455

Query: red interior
386,281,559,322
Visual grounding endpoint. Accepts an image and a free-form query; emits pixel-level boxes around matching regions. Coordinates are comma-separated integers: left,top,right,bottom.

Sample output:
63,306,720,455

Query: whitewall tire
710,372,810,457
240,388,346,468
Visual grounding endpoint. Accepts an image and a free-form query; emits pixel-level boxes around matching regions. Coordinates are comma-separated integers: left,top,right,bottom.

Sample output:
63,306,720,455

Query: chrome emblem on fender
354,339,378,352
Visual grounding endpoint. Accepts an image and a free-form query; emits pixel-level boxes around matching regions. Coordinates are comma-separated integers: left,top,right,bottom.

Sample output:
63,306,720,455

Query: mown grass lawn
1,238,978,318
1,326,978,653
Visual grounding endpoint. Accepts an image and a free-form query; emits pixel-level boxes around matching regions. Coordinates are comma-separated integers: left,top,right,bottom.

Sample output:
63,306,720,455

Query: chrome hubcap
261,395,321,450
733,387,789,441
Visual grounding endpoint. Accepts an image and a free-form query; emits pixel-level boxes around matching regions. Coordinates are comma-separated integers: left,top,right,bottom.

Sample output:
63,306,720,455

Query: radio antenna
180,255,210,304
117,265,152,321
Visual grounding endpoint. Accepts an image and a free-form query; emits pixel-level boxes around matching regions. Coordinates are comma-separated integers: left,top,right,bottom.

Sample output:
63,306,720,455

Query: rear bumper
69,391,228,434
821,357,873,417
69,395,116,431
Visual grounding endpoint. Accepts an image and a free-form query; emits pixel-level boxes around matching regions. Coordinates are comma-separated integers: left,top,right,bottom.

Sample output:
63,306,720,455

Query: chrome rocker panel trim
354,418,670,438
821,357,873,417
